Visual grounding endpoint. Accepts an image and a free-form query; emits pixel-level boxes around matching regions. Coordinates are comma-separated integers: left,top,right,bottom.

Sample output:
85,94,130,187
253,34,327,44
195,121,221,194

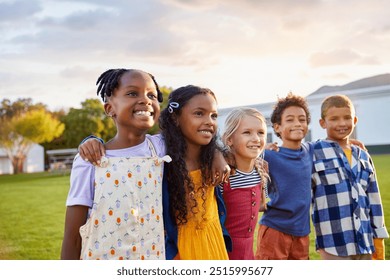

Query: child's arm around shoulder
212,149,231,185
350,139,367,150
78,136,105,166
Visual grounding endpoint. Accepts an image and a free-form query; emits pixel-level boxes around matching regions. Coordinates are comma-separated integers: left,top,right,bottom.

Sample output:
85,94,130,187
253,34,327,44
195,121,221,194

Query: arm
265,142,279,152
365,156,389,258
78,136,106,165
350,139,367,151
60,205,89,260
212,149,231,185
372,238,385,260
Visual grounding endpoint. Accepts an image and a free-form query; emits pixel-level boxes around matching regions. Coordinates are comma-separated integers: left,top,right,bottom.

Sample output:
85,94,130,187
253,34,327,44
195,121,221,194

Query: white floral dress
79,139,171,260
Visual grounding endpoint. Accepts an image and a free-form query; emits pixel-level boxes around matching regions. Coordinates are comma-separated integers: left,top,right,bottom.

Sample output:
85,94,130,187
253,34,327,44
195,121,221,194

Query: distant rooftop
309,73,390,96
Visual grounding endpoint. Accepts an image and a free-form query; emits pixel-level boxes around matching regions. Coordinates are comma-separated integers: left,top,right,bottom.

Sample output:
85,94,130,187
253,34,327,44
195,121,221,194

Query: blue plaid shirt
311,140,388,256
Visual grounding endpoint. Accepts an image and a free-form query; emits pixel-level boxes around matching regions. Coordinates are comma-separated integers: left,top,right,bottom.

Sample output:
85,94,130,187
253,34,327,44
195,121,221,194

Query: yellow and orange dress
176,169,229,260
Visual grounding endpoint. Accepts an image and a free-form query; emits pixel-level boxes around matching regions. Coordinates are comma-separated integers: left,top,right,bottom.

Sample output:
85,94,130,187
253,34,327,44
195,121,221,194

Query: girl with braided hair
219,107,269,260
61,68,171,260
69,72,231,260
161,85,231,260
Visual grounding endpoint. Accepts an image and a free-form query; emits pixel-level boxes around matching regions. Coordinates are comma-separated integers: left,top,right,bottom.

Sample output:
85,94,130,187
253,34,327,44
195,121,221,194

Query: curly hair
159,85,218,225
270,92,311,138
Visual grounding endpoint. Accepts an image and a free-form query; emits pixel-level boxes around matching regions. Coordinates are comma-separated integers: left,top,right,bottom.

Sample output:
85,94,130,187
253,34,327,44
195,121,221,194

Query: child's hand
212,150,231,185
350,139,367,151
265,142,279,152
78,138,106,166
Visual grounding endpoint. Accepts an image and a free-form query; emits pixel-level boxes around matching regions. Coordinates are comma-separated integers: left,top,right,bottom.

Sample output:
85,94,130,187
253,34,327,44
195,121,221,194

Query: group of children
61,68,388,260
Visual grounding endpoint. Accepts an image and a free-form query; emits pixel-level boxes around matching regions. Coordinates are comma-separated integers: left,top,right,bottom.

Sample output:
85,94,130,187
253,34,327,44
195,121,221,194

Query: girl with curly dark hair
161,85,231,260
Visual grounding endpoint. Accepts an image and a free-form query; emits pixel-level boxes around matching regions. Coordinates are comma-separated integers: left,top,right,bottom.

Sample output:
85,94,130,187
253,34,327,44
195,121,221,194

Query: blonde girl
220,107,269,260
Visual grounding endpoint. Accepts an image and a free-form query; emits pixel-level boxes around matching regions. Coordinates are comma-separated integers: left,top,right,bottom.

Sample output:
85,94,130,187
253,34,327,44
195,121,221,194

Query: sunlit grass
0,172,69,259
0,155,389,260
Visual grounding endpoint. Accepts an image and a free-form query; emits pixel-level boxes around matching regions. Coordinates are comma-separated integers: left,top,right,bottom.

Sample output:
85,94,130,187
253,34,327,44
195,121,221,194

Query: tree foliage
60,98,116,148
0,98,47,118
0,99,65,174
0,85,173,174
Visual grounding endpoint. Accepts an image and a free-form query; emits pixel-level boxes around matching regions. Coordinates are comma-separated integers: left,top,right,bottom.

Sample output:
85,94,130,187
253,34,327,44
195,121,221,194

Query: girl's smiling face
105,70,160,133
175,93,218,147
227,115,266,164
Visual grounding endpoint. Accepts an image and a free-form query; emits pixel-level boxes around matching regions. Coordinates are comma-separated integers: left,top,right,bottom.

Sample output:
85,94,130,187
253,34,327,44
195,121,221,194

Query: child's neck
105,132,146,149
185,143,202,171
281,139,302,150
327,137,351,150
235,157,255,173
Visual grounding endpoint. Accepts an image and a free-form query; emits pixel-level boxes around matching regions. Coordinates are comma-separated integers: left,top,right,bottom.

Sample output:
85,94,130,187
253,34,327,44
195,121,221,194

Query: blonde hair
321,94,355,119
221,107,269,210
222,107,267,145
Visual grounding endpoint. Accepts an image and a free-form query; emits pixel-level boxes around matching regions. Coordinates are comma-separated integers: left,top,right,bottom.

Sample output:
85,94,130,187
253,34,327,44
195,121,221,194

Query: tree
0,108,64,174
0,98,47,118
61,99,116,148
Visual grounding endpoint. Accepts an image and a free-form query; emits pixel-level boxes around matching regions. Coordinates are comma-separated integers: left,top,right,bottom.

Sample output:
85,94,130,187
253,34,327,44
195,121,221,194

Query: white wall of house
0,143,45,175
306,85,390,146
218,84,390,150
0,154,13,174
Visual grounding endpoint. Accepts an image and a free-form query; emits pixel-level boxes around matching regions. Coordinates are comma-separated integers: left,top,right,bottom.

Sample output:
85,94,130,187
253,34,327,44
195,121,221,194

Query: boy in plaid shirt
312,94,388,260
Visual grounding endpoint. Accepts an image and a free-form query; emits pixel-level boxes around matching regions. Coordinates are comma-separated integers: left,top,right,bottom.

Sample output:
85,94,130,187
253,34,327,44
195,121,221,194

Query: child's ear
353,116,358,125
226,137,233,147
273,123,281,135
319,118,326,129
104,103,115,118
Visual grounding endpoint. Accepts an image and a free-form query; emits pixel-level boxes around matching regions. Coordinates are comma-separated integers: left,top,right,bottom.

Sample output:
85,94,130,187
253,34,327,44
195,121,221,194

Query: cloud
0,0,42,23
59,65,97,80
1,0,390,111
309,49,380,68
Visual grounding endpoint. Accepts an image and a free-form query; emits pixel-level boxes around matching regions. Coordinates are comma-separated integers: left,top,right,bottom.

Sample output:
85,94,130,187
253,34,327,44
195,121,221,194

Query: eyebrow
192,106,217,112
122,85,157,91
284,114,306,118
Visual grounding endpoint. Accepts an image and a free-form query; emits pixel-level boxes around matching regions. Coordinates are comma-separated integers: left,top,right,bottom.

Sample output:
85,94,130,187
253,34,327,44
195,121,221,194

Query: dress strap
145,136,158,157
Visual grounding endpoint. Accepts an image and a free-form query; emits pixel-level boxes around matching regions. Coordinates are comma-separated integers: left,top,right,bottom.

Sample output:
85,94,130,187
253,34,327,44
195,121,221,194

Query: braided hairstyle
159,85,218,225
96,68,163,102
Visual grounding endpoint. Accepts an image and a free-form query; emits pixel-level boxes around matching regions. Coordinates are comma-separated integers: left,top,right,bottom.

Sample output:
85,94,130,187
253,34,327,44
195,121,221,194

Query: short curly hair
270,92,311,138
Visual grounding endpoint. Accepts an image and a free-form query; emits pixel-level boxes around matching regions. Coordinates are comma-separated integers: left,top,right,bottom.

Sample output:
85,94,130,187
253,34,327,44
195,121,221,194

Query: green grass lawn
0,155,389,260
0,172,70,259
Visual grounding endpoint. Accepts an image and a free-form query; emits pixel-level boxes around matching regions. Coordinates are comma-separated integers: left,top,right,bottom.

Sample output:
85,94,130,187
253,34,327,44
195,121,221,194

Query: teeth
200,130,211,134
135,111,152,116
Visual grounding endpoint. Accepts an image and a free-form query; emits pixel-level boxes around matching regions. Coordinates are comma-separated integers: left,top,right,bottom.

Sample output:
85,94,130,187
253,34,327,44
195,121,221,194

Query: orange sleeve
372,238,385,260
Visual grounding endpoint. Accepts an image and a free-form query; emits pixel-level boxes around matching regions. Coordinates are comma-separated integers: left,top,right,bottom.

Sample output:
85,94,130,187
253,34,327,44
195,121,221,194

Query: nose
205,115,215,126
138,92,151,104
252,133,261,142
339,118,347,126
293,119,302,127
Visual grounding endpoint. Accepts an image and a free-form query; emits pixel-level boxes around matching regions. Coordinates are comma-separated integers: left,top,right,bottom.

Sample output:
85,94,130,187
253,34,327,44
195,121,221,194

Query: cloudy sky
1,0,389,111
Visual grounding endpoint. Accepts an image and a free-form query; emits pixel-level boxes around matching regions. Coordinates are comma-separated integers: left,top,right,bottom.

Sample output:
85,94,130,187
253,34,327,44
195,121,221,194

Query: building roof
308,73,390,96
